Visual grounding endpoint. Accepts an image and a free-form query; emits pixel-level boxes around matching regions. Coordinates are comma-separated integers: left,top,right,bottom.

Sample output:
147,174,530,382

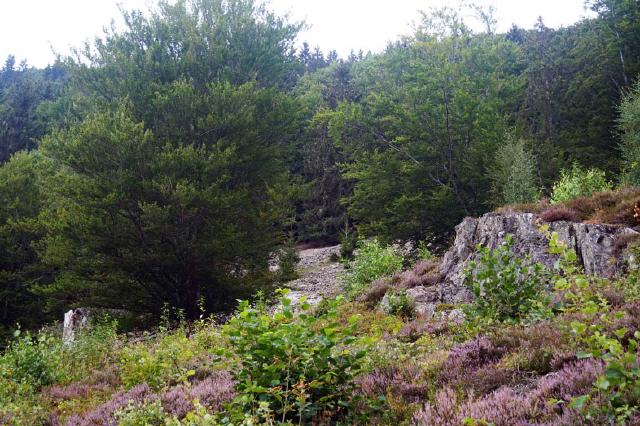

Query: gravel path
285,245,344,305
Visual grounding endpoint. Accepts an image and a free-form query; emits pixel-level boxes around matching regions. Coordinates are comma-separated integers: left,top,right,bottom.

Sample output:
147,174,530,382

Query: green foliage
328,7,523,242
277,243,300,282
119,331,198,390
116,399,167,426
38,83,297,318
0,151,53,338
619,79,640,187
417,240,434,262
0,328,62,389
0,57,67,163
380,289,415,318
222,290,367,423
339,228,358,260
344,240,403,297
550,164,612,203
465,235,549,323
544,225,640,423
491,136,540,205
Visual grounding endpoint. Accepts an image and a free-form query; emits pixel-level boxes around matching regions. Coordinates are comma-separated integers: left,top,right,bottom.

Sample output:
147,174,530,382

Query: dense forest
1,0,640,337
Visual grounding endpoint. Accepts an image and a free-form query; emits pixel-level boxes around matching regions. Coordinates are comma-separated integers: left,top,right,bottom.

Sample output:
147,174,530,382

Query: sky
0,0,594,68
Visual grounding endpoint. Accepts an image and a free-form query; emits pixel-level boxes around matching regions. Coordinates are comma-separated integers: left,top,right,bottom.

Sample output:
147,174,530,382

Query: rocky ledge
411,212,639,314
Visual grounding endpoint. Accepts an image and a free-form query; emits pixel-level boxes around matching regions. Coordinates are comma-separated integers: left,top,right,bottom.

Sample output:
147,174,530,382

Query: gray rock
433,212,638,304
63,308,90,344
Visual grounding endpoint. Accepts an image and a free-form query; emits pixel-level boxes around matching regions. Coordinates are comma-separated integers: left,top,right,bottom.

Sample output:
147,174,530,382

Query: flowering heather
358,278,392,307
65,371,235,424
44,383,109,401
396,318,452,343
532,359,604,403
412,260,439,277
358,363,426,403
413,360,603,426
439,337,506,384
161,371,235,417
395,259,441,290
65,384,155,426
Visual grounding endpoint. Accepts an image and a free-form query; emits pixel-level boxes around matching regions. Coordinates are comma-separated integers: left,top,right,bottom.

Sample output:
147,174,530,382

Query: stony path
285,245,344,305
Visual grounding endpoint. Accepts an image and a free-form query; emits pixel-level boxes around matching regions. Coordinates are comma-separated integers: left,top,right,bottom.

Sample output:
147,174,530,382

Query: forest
1,0,638,334
3,0,640,423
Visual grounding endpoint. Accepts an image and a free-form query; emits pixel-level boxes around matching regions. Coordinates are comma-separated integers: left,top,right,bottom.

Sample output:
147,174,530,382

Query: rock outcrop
419,212,639,312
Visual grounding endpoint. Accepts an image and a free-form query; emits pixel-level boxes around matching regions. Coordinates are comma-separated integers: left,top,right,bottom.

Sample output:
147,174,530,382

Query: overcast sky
0,0,593,68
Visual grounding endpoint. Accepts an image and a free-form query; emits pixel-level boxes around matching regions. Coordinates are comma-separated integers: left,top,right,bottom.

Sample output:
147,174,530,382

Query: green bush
380,289,415,318
344,239,403,297
116,399,167,425
340,228,358,260
119,331,198,390
0,328,62,389
550,164,612,203
465,235,549,323
491,137,541,205
222,290,367,424
278,243,300,282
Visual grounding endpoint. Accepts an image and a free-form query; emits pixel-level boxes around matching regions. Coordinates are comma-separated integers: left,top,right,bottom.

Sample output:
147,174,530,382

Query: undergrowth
3,229,640,425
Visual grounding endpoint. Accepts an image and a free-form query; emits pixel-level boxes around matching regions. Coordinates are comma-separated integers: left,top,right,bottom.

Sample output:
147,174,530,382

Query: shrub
413,360,603,426
161,372,235,417
491,136,541,205
344,239,403,298
222,290,367,424
381,289,415,318
439,337,506,385
540,206,581,223
465,235,550,323
396,318,454,343
357,278,392,307
340,228,358,260
358,363,427,404
66,383,155,426
0,328,62,389
277,243,300,282
115,399,167,426
118,331,200,390
551,164,612,204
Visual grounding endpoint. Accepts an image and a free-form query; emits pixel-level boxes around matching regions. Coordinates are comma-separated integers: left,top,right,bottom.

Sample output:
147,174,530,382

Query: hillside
4,195,640,424
2,0,640,424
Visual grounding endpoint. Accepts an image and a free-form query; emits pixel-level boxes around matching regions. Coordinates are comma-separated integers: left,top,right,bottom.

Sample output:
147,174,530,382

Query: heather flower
357,278,392,307
65,384,155,426
531,359,604,403
44,383,109,400
439,337,505,384
161,371,235,416
358,363,426,403
187,371,235,411
413,360,602,426
66,371,235,425
396,318,451,343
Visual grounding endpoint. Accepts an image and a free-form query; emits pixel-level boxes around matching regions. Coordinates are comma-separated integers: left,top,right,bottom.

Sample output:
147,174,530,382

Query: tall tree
328,8,523,241
36,0,304,318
